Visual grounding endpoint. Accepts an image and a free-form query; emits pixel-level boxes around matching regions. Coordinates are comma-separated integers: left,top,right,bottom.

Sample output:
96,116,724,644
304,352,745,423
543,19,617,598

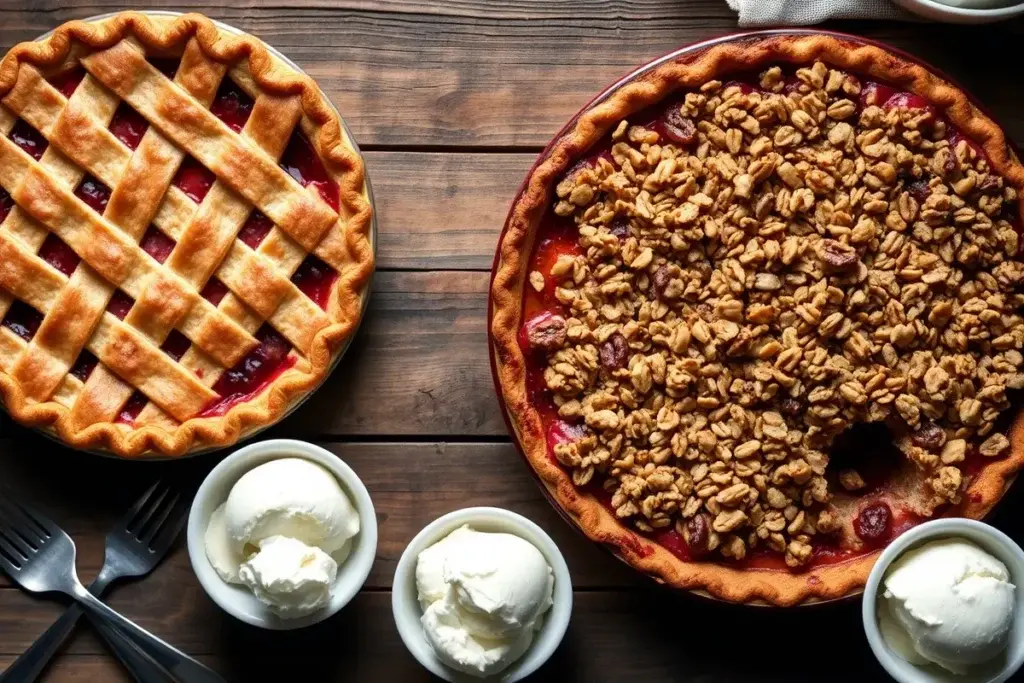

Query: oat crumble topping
528,62,1024,567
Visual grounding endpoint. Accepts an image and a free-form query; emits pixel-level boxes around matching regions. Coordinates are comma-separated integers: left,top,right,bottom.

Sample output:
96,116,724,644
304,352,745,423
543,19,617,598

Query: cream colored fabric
725,0,914,25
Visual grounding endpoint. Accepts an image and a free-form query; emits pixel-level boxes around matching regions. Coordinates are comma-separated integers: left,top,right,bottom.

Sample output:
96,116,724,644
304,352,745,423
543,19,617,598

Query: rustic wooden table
1,2,1024,681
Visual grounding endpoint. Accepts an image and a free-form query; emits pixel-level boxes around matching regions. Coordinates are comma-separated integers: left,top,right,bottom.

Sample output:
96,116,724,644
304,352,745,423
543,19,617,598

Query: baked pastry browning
0,13,373,457
491,34,1024,604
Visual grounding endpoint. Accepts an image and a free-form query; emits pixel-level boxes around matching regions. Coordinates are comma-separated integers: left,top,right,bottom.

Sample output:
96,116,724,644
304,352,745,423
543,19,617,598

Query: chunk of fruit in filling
140,227,175,264
280,132,340,211
9,121,47,160
173,157,216,204
201,326,294,417
209,80,255,133
519,65,1018,570
109,103,149,151
1,301,43,342
290,256,338,310
75,176,111,214
37,234,80,276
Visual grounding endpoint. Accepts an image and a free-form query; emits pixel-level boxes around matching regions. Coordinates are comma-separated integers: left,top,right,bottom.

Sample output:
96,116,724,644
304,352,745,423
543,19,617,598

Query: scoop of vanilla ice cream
204,457,361,618
880,538,1016,674
223,458,359,556
416,525,554,677
238,535,338,619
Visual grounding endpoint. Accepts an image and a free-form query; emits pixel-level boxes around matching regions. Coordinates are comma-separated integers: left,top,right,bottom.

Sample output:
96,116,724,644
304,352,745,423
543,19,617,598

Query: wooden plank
0,591,888,682
0,2,1020,147
281,270,504,437
0,439,638,590
366,151,534,271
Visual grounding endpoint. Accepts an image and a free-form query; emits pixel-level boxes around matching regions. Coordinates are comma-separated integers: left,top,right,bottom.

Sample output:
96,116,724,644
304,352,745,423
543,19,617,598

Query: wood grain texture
281,270,504,437
367,151,535,270
0,438,637,590
0,1,1020,148
0,592,890,682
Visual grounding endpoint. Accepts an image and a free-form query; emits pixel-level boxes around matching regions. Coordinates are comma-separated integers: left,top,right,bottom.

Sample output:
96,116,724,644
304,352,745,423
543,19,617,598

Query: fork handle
70,584,227,683
0,579,170,683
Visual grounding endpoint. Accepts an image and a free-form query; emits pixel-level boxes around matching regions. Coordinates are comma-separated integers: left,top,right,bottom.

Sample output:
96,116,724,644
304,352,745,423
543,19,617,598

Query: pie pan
1,12,377,459
487,29,1024,606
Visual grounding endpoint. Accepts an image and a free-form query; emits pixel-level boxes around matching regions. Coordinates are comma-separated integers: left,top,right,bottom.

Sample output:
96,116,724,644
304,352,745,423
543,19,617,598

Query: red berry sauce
201,325,295,417
209,80,254,133
50,69,86,99
106,290,135,321
0,188,12,223
115,390,149,425
9,120,47,160
139,226,175,264
1,301,43,342
74,176,111,214
173,157,216,204
200,279,230,306
109,103,149,151
238,211,274,250
69,350,99,382
290,255,338,310
37,234,80,276
279,132,340,211
161,330,192,362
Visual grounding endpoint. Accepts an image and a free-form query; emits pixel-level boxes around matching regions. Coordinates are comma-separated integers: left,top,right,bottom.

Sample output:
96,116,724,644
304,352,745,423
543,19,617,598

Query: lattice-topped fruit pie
0,13,373,457
490,33,1024,604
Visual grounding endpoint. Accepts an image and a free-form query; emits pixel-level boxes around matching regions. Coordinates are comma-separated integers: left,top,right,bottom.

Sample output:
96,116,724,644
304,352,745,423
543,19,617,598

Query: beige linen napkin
725,0,914,25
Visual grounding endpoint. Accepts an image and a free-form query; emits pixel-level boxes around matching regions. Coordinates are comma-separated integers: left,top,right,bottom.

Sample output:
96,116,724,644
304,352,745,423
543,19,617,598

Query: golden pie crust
0,13,373,457
490,33,1024,605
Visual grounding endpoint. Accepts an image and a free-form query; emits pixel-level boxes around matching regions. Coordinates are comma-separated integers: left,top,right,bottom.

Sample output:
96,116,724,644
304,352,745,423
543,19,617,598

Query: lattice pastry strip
0,12,374,457
3,59,332,358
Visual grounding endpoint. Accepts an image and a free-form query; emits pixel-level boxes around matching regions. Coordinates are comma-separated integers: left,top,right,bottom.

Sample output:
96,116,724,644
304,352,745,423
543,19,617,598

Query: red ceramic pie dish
488,30,1024,606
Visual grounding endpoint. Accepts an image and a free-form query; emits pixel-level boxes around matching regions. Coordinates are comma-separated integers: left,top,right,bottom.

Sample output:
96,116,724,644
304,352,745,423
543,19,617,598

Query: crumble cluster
529,62,1024,567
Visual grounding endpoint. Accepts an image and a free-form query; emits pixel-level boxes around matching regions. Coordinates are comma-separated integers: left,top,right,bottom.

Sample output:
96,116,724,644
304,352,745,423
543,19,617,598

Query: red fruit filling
50,69,86,99
0,188,12,223
116,391,149,425
209,79,255,133
74,176,111,214
109,103,149,151
238,211,274,249
148,59,180,80
173,157,216,204
280,132,340,211
200,279,230,306
69,350,98,382
291,256,338,310
1,301,43,342
201,325,295,417
9,120,47,160
106,290,135,321
853,502,893,546
139,226,175,264
161,330,191,362
38,234,80,277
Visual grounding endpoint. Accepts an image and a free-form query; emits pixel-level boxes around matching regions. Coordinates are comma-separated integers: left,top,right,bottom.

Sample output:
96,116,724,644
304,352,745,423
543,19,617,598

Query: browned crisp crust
0,12,374,457
490,33,1024,605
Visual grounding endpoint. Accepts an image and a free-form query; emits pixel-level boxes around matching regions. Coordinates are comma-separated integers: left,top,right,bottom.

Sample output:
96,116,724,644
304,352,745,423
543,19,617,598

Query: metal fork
0,488,226,683
1,480,188,682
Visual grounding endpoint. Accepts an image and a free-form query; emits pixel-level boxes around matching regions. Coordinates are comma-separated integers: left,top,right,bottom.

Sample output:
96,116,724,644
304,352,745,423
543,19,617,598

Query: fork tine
0,497,46,546
138,491,180,545
147,493,190,554
0,487,57,538
0,535,24,571
0,523,29,562
119,479,168,532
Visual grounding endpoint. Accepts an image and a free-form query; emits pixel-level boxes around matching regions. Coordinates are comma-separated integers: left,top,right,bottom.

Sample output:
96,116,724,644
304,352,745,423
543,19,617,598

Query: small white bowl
187,439,377,630
863,518,1024,683
893,0,1024,23
392,507,573,682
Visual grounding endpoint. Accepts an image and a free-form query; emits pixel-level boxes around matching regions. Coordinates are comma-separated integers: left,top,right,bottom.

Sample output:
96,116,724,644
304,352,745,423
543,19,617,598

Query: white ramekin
186,439,377,629
392,507,573,681
863,518,1024,683
892,0,1024,23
